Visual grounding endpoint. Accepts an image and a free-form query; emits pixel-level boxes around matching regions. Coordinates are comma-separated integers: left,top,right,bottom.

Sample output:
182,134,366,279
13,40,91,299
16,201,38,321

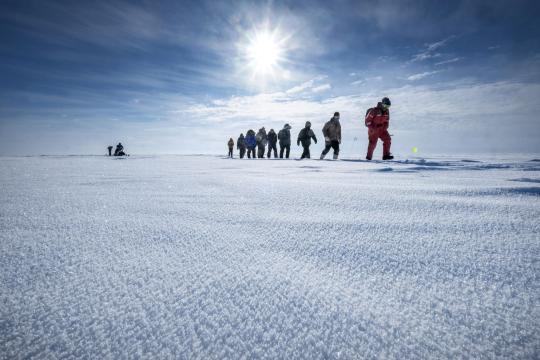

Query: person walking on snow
278,123,292,159
256,127,268,158
267,129,278,158
320,112,342,160
297,121,317,159
227,138,234,158
107,145,113,156
365,97,393,160
245,129,257,159
237,133,246,159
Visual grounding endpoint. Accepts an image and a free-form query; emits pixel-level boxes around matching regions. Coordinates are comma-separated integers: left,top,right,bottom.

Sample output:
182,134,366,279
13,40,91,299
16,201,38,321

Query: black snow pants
239,147,246,159
321,140,340,158
247,147,256,158
228,148,233,158
301,145,311,159
267,144,277,158
280,145,290,159
257,144,266,158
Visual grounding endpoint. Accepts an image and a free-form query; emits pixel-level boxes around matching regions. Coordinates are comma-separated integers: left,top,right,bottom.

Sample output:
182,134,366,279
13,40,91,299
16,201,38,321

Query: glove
365,121,372,127
324,136,330,143
297,141,300,146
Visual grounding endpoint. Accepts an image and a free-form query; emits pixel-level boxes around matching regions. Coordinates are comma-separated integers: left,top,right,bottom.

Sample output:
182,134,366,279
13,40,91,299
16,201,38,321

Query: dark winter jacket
245,130,257,148
297,127,317,147
322,117,342,143
237,135,246,149
278,127,291,146
365,103,390,129
267,130,277,146
256,128,268,146
228,139,234,149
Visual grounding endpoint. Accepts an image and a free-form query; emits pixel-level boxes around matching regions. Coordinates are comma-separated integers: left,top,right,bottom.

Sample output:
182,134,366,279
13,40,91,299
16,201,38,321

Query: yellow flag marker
412,147,418,153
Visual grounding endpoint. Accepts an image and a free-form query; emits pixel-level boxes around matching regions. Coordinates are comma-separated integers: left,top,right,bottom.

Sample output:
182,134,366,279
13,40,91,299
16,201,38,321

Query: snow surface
1,155,539,359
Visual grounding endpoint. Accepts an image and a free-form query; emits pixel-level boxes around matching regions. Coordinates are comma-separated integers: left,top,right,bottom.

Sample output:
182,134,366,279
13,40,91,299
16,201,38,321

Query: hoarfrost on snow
1,155,539,359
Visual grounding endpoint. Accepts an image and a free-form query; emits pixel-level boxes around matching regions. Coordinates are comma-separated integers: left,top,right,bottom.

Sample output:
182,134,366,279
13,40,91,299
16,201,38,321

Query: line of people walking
227,97,393,160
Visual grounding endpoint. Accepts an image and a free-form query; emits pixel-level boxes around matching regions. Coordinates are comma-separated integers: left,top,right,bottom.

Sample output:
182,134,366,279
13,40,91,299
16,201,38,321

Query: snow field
1,155,539,359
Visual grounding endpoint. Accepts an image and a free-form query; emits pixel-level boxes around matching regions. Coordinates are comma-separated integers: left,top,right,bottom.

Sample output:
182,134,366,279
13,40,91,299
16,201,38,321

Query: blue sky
1,0,539,156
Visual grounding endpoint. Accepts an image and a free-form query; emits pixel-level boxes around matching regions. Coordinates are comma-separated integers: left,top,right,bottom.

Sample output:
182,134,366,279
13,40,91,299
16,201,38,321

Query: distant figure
107,145,113,156
114,142,126,156
227,138,234,158
237,133,246,159
365,97,393,160
278,123,292,159
267,129,278,158
245,129,257,159
297,121,317,159
320,112,342,160
256,127,268,158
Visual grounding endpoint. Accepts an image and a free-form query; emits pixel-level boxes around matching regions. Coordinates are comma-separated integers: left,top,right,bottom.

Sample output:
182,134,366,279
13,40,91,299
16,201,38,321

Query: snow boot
320,153,326,160
365,156,372,161
333,154,338,160
382,154,394,160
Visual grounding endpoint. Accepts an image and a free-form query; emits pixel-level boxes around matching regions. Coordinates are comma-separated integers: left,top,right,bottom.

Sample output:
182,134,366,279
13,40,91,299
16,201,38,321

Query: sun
244,27,287,77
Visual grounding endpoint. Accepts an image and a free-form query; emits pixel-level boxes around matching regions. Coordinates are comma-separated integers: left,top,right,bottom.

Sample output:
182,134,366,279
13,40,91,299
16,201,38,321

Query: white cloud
350,76,382,86
285,75,328,94
412,35,456,62
312,84,331,93
407,71,441,81
435,57,463,66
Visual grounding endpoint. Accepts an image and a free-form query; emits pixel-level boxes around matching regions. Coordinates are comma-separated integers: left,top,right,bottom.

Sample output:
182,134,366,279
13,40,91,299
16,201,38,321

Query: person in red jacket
365,97,393,160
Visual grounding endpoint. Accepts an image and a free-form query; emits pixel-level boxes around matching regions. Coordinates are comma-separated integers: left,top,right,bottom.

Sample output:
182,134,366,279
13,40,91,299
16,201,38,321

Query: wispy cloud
312,84,331,93
406,71,441,81
411,35,456,62
285,76,328,94
350,76,382,86
435,57,463,66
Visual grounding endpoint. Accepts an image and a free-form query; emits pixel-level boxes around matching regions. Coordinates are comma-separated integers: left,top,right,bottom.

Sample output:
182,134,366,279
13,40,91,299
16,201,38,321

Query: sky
1,0,539,156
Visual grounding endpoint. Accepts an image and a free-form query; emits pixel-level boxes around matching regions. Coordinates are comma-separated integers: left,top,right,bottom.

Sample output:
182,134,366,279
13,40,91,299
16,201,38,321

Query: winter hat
284,123,291,129
334,112,340,117
305,121,311,127
381,97,391,106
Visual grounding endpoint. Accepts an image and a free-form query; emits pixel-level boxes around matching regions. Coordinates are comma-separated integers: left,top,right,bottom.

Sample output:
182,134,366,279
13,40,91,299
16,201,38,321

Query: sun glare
245,28,286,77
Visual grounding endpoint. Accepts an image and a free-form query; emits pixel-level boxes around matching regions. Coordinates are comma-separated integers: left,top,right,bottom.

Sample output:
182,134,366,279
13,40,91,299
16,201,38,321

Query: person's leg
366,128,379,160
306,145,311,159
332,140,340,159
285,145,290,159
248,148,251,158
380,129,392,157
280,146,284,158
320,143,332,159
272,145,277,158
301,145,307,159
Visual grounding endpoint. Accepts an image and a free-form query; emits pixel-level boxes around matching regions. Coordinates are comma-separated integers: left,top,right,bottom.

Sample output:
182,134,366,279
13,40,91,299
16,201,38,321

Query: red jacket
365,103,390,129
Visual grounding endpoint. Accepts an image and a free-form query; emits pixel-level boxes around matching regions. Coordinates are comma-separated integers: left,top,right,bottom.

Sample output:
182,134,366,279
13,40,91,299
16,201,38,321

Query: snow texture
1,155,539,359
